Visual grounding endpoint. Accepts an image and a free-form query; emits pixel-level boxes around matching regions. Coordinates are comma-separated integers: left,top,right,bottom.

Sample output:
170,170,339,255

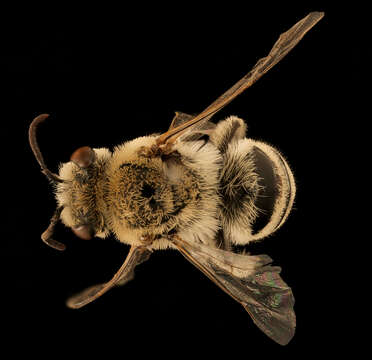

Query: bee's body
56,116,295,252
30,12,324,345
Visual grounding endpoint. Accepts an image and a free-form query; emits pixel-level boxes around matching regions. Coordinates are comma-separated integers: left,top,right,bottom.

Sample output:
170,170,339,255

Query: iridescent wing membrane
172,236,295,345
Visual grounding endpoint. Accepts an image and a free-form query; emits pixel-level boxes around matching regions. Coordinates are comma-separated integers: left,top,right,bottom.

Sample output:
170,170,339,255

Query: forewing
212,263,295,345
169,111,216,142
66,246,151,309
168,111,194,130
157,12,324,146
172,236,295,345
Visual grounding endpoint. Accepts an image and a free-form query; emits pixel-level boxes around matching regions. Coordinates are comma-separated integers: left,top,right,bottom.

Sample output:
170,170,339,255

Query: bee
29,12,323,345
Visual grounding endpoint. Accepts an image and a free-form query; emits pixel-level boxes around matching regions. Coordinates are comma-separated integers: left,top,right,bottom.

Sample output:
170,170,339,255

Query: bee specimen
29,12,324,345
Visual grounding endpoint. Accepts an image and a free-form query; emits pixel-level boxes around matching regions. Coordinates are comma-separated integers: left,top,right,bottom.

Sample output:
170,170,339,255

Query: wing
66,246,152,309
169,111,216,142
168,111,194,130
172,236,295,345
157,11,324,147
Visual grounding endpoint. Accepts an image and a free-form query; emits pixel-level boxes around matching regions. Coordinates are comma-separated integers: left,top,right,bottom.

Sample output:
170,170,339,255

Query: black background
0,3,360,357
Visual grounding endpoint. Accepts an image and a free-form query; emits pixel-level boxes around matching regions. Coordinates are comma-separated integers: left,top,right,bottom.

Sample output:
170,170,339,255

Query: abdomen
219,138,296,245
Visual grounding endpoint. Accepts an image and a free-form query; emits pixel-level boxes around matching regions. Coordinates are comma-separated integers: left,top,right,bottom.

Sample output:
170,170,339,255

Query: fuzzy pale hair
55,116,295,250
104,135,222,250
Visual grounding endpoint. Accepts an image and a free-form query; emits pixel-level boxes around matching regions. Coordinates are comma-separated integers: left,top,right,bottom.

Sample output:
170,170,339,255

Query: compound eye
72,224,94,240
70,146,95,168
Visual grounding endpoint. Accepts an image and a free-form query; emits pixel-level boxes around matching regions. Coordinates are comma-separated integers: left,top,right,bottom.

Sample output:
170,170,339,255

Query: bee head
55,146,112,241
29,114,112,250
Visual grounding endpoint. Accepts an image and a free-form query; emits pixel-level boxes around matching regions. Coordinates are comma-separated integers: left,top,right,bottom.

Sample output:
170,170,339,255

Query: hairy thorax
106,157,200,234
105,135,222,249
